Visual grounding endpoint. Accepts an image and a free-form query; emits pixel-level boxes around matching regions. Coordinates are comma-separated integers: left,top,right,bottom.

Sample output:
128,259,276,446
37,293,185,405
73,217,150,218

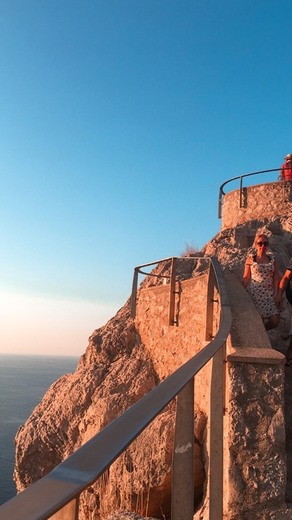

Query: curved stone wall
221,181,292,229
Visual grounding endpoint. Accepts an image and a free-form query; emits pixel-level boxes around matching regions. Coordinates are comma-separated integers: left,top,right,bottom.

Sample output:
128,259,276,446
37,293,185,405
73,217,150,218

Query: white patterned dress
247,255,279,320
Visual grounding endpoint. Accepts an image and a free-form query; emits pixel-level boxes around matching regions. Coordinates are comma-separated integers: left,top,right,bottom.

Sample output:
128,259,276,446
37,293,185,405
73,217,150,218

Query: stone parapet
135,274,214,379
224,348,286,519
221,181,292,229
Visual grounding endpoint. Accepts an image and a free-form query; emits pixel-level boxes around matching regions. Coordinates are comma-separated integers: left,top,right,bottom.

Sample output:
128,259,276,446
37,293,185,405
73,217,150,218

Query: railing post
171,378,194,520
131,268,139,318
218,187,223,219
169,257,177,326
209,343,225,520
205,261,215,341
239,175,243,207
49,497,79,520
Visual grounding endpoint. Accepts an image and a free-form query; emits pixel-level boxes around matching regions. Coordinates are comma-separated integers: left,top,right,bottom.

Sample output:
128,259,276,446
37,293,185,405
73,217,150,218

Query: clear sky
1,0,291,356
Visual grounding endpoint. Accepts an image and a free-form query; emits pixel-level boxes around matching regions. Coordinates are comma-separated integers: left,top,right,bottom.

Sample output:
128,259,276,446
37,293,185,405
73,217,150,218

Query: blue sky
1,0,292,356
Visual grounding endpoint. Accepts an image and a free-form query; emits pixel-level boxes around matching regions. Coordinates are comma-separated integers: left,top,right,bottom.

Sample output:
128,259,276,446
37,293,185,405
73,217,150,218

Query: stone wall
225,348,286,519
135,274,214,379
135,273,222,427
221,181,292,229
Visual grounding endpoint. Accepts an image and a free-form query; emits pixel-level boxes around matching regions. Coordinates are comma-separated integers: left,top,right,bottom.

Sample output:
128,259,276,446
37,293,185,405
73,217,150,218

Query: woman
242,233,280,330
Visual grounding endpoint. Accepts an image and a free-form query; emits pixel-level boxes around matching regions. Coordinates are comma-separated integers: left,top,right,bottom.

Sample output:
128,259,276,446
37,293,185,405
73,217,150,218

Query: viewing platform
219,170,292,229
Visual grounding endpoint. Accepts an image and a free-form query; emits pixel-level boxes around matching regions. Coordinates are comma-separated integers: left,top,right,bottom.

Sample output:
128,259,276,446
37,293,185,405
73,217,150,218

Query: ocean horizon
0,353,78,506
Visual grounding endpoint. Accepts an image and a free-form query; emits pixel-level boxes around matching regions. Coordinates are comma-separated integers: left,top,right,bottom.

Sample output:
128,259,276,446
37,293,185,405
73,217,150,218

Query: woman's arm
273,259,280,296
242,258,252,289
277,269,292,304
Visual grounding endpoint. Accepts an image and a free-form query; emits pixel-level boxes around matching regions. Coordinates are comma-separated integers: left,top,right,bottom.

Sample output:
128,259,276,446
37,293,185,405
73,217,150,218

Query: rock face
13,213,292,519
13,297,207,519
203,215,292,352
14,304,159,508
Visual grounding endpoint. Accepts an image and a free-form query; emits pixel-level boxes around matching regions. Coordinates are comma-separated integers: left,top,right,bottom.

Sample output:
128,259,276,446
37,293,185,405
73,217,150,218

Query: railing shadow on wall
0,256,232,520
218,167,281,219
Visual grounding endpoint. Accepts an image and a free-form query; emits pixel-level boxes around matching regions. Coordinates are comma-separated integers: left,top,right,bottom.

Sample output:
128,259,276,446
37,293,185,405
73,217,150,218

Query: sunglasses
257,241,269,247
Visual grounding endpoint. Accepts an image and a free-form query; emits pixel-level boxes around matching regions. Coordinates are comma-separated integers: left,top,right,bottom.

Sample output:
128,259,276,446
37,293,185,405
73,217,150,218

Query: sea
0,354,78,506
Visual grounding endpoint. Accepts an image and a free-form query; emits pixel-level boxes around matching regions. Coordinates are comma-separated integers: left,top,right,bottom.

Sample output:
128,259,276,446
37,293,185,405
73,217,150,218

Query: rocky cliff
13,214,292,519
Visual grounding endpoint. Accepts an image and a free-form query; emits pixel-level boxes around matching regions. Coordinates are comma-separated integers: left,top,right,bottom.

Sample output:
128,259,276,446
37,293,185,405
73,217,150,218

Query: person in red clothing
279,153,292,181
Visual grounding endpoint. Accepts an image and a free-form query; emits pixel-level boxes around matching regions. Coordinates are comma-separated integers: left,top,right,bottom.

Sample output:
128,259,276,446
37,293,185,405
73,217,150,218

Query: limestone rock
14,303,158,492
14,299,206,519
202,216,292,351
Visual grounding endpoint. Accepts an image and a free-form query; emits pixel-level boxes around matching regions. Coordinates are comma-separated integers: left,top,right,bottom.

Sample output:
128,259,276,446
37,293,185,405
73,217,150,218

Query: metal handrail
130,255,202,324
131,256,178,323
130,257,176,319
218,167,280,218
0,257,232,520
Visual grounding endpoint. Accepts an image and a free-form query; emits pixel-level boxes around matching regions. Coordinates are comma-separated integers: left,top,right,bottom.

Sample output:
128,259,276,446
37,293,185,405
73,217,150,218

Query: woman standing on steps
242,233,280,330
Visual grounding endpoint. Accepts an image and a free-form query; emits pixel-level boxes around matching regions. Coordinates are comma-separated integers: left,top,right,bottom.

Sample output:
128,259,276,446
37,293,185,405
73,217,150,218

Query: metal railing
0,256,232,520
131,256,189,325
218,167,281,218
